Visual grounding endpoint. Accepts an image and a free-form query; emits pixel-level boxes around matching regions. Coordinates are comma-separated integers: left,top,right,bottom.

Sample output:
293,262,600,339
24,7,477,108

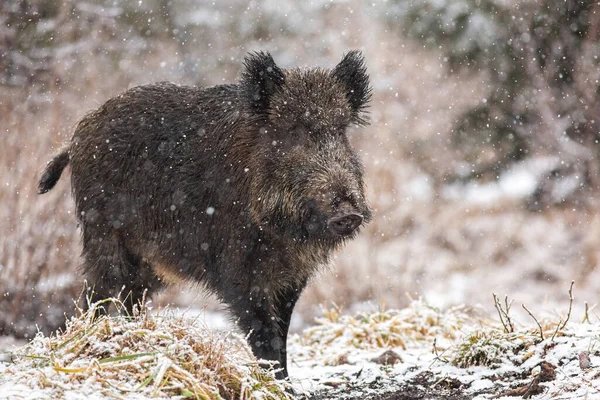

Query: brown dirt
305,384,475,400
303,371,483,400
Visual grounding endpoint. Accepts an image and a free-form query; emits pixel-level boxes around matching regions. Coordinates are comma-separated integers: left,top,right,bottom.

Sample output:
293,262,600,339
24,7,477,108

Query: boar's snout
326,200,365,236
328,213,363,236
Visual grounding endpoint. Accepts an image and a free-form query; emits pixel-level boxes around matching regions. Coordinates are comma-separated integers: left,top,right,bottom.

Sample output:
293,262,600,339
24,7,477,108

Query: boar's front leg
228,278,305,379
230,285,286,378
274,279,307,378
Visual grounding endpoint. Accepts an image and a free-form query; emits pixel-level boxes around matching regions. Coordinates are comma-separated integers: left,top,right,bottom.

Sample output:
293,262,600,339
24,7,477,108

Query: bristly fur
241,51,285,116
37,51,372,380
331,50,372,126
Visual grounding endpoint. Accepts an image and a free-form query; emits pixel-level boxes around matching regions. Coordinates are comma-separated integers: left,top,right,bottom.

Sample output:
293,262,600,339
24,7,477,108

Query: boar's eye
278,126,308,148
290,126,307,140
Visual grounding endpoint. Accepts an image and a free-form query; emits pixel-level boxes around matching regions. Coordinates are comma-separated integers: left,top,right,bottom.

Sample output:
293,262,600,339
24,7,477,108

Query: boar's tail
38,150,70,194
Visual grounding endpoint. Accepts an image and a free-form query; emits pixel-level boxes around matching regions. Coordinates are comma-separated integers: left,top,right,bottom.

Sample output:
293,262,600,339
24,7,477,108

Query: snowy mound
0,299,289,400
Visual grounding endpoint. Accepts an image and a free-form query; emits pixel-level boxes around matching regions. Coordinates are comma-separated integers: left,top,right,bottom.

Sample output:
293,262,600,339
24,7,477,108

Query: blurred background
2,0,600,339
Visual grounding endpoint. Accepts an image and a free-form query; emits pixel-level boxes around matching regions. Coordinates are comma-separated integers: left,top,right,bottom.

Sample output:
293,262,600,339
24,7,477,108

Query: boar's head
242,51,372,247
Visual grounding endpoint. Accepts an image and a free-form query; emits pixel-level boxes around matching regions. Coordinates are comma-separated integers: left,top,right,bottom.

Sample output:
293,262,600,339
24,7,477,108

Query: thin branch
522,304,544,341
430,337,449,367
493,293,514,333
504,295,515,333
493,293,509,333
559,281,574,331
551,320,562,342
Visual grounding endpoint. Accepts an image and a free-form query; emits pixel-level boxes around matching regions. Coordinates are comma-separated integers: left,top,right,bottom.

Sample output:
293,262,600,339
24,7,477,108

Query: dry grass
2,298,598,399
291,297,597,373
2,299,290,400
293,299,480,365
0,90,81,337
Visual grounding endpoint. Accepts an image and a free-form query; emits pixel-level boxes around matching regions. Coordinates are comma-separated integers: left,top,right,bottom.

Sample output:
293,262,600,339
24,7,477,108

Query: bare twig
582,302,589,324
493,293,514,333
551,321,561,342
493,293,508,333
583,303,598,323
553,281,575,341
431,337,449,366
504,295,515,333
522,304,544,341
559,281,574,331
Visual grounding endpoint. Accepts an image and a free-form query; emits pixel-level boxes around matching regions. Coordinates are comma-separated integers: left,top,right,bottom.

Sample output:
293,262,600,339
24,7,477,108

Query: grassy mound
0,299,290,400
294,300,478,365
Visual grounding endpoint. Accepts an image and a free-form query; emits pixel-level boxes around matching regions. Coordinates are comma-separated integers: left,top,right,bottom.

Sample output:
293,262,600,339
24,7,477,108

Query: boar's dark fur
38,51,372,379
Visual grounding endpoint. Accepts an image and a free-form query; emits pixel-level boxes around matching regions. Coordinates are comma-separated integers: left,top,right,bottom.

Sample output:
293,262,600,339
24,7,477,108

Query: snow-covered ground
1,300,598,399
289,301,600,399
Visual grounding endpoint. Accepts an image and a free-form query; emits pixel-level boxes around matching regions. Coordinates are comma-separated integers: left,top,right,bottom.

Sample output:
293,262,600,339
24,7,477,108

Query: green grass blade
99,352,156,364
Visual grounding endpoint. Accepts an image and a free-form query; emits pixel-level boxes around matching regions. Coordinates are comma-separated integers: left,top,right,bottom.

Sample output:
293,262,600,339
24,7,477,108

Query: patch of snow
443,156,559,205
287,301,600,399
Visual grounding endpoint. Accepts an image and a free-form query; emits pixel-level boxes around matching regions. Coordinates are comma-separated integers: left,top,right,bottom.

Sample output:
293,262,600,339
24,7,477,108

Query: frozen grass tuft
0,299,290,400
295,299,477,365
450,330,533,368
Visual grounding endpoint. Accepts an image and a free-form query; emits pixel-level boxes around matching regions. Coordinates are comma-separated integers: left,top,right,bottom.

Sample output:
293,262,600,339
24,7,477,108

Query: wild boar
38,51,372,378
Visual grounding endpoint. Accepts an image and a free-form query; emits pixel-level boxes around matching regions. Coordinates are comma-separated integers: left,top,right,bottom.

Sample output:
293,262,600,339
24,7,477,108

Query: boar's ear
331,50,372,126
241,51,285,116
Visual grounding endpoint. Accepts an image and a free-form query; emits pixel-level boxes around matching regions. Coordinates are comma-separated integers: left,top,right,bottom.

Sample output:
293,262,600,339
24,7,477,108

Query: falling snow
2,0,600,398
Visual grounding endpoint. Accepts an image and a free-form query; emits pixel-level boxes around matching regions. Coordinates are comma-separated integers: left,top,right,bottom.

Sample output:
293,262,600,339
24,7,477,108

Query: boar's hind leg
82,234,163,316
274,279,307,379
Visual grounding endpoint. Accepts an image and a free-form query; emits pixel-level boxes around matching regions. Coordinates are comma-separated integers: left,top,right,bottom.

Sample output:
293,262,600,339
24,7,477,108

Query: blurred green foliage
387,0,600,187
0,0,176,87
3,0,600,198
